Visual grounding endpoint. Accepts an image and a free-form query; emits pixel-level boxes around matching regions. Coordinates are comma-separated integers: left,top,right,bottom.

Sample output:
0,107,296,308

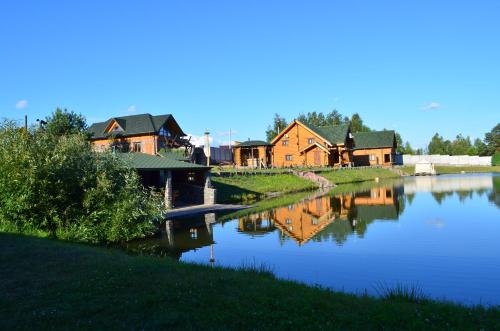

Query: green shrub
0,120,163,243
493,152,500,166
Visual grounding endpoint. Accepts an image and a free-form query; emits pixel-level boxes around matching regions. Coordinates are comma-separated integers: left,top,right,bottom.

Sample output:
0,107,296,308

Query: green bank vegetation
0,111,163,243
1,233,498,331
213,168,402,204
320,167,400,185
212,173,317,203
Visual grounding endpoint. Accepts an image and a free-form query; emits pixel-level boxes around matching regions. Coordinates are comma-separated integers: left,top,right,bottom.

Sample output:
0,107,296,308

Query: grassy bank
400,165,500,176
320,167,400,185
1,233,498,330
212,173,317,203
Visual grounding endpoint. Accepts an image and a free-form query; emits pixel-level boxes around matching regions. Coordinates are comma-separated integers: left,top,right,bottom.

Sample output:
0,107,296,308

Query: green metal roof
158,149,191,162
353,130,395,149
237,140,272,147
309,124,350,145
115,153,209,170
88,114,185,140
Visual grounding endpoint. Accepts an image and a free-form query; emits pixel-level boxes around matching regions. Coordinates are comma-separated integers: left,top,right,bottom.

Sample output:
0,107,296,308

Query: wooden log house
270,120,354,167
233,140,272,168
89,113,215,207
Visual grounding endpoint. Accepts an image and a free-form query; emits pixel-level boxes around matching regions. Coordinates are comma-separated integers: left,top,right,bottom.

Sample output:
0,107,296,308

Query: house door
314,151,321,165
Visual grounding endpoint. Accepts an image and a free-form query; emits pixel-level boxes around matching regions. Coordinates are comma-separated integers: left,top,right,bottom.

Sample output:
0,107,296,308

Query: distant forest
265,110,499,156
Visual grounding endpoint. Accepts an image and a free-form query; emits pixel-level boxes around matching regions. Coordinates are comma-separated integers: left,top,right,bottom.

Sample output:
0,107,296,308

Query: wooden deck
164,204,250,219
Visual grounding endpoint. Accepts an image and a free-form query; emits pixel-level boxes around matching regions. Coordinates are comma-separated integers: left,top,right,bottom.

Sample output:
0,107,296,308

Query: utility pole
24,115,27,131
229,128,233,163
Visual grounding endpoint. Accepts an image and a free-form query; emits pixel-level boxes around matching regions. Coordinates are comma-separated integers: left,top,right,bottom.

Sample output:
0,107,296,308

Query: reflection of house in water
238,185,403,245
120,214,216,261
237,212,275,237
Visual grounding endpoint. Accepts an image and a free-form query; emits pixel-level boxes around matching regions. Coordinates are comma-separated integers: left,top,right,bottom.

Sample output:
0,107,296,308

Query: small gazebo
233,140,272,168
115,153,215,208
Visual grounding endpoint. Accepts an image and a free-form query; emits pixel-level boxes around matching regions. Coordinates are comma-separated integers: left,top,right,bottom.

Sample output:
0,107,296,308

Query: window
285,154,293,161
384,154,391,163
369,154,376,161
284,133,289,138
307,138,314,144
282,140,289,146
285,218,292,224
386,190,392,198
159,127,171,137
312,219,318,225
132,142,142,153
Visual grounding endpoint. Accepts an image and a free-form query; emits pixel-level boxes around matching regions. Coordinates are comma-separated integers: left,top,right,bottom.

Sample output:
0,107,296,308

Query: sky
0,0,499,148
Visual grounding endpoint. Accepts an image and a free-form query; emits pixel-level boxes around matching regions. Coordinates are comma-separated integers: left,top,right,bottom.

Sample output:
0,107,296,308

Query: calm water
123,173,500,305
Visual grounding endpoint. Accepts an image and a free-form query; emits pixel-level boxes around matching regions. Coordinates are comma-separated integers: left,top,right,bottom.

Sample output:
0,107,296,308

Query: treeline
265,110,420,154
427,124,499,156
266,110,499,158
0,108,163,243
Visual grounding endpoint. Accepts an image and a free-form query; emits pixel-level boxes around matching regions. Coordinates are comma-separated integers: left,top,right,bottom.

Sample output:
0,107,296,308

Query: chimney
204,131,211,166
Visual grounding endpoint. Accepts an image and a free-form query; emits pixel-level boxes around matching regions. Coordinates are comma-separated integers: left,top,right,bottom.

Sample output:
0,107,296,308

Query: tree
483,123,500,156
326,110,346,126
44,107,88,136
265,114,288,142
474,138,488,156
297,110,350,128
449,134,474,155
428,133,451,155
0,118,163,243
350,113,371,133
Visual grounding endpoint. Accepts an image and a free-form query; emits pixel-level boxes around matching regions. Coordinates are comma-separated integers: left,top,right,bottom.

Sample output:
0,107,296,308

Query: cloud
127,105,137,114
187,133,213,147
422,102,441,111
15,99,28,109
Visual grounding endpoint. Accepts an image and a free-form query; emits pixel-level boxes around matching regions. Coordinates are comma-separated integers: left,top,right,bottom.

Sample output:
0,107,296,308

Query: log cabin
352,130,397,166
233,140,272,168
88,113,193,156
270,120,354,167
88,114,215,208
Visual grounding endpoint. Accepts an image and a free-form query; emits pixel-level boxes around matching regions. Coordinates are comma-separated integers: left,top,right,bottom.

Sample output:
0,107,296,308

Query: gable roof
299,142,331,154
270,120,350,146
115,152,209,170
308,124,351,145
88,113,185,140
353,130,396,149
236,140,272,147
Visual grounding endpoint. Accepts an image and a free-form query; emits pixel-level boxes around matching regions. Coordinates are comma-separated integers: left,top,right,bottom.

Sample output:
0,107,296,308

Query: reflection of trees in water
311,219,354,245
488,176,500,208
432,191,455,205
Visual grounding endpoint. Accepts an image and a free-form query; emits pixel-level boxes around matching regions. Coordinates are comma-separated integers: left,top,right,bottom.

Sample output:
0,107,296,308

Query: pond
122,173,500,305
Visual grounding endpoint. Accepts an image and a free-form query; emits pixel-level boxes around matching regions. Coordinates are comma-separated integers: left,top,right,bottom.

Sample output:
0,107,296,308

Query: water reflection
121,174,498,261
238,185,403,245
119,173,500,305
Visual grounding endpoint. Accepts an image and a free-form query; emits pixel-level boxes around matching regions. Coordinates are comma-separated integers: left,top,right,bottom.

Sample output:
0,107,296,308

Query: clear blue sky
1,0,499,148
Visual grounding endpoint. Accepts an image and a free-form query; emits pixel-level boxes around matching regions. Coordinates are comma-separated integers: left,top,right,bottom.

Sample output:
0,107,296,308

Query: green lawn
320,168,400,185
212,173,317,203
400,165,500,175
1,233,498,330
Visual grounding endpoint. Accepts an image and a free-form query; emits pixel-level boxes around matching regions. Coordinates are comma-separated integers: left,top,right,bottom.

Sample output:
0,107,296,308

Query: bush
0,120,163,243
493,152,500,166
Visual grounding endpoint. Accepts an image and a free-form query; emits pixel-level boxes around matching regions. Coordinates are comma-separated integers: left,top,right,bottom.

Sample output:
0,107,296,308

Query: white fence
402,154,492,166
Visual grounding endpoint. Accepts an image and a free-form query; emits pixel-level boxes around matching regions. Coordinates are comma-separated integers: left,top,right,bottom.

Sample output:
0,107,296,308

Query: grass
320,167,400,185
1,233,499,330
212,173,317,203
400,165,500,176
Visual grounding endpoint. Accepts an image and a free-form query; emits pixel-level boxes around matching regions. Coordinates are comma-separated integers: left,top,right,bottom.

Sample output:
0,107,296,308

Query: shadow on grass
212,181,260,204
